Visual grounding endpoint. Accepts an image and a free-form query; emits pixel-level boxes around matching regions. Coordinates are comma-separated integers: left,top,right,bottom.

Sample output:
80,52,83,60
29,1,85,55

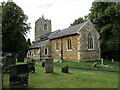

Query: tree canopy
2,1,31,53
89,2,120,60
70,16,88,26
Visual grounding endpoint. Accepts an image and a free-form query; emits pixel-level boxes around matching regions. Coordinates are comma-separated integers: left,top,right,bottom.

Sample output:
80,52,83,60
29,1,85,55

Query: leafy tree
2,1,31,53
27,38,31,46
89,2,120,60
70,16,87,26
0,5,2,53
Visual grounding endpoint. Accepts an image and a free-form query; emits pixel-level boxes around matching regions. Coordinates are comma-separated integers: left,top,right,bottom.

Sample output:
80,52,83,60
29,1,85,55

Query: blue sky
1,0,94,41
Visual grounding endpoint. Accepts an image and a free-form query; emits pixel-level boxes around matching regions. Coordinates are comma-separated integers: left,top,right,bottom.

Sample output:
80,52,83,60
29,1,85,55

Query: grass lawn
3,61,119,88
54,60,119,72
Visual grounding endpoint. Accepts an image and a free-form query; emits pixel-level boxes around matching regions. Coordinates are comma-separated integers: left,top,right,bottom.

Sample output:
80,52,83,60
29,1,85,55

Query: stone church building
27,16,101,62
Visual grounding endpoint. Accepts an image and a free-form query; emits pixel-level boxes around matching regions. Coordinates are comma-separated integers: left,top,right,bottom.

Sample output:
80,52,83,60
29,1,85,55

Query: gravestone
2,54,16,73
112,59,114,62
101,58,104,65
9,64,29,88
17,51,25,62
45,58,54,73
27,59,35,73
28,62,35,73
62,66,69,73
41,60,45,67
92,62,97,68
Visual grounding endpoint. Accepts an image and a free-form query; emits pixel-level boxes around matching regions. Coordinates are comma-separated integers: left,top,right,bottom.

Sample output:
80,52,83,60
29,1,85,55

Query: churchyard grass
3,61,118,88
54,60,119,72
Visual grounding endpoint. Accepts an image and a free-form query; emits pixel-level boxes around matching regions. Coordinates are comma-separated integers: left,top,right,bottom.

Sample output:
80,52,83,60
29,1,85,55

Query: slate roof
29,40,49,49
50,21,86,39
40,30,60,41
29,30,60,49
29,21,87,49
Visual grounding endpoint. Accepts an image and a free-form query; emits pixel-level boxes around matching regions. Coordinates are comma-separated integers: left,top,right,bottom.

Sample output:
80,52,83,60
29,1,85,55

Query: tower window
88,32,94,50
44,47,48,55
67,38,72,50
44,24,47,30
56,40,59,51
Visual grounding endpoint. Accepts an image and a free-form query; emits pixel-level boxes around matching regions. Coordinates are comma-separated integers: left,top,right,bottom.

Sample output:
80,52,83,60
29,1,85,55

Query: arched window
44,24,47,30
56,40,59,51
44,47,48,55
88,32,94,49
67,38,72,50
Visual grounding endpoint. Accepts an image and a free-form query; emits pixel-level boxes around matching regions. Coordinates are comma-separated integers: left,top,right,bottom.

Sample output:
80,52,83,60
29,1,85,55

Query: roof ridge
63,21,87,31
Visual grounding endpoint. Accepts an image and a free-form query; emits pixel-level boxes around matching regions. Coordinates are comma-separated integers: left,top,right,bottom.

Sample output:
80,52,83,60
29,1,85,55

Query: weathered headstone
17,51,25,62
101,58,104,65
2,54,16,73
92,62,97,68
58,58,62,62
41,60,45,67
45,58,54,73
112,59,114,62
9,64,29,88
62,66,69,73
28,62,35,73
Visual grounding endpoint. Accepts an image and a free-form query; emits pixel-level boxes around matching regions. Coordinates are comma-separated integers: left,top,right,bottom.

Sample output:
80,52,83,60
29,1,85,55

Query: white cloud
1,0,94,41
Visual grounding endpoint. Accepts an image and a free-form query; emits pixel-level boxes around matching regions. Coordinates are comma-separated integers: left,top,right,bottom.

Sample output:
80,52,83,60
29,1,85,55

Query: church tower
35,15,52,41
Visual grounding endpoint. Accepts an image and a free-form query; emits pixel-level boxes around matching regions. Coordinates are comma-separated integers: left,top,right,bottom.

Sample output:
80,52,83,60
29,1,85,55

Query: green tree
27,38,31,46
0,5,2,53
70,17,87,26
2,1,31,53
89,2,120,60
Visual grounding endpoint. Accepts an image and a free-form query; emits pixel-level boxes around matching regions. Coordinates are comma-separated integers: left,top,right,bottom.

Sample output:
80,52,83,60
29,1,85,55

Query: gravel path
54,65,120,74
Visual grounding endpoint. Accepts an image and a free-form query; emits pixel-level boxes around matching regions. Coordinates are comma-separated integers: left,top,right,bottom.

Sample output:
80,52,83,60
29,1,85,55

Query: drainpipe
60,38,63,61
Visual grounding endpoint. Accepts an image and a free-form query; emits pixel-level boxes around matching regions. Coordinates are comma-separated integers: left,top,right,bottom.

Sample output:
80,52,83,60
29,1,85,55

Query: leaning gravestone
92,62,98,68
45,58,54,73
62,66,69,73
17,51,25,62
9,64,29,88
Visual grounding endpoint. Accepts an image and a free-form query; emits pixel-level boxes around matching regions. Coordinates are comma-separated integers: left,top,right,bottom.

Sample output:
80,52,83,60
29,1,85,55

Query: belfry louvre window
88,32,94,49
56,40,59,50
67,38,72,50
44,24,47,30
44,48,48,55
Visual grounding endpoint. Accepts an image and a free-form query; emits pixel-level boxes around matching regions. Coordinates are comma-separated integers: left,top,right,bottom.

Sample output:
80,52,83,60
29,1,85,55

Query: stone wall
51,35,79,62
27,49,39,60
78,20,101,61
27,44,51,61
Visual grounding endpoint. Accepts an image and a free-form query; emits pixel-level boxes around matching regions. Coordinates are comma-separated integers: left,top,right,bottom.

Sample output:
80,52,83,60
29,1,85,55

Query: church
27,16,101,62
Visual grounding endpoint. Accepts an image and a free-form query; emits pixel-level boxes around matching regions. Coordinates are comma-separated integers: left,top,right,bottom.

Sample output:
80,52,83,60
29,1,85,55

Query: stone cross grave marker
17,51,25,62
45,58,54,73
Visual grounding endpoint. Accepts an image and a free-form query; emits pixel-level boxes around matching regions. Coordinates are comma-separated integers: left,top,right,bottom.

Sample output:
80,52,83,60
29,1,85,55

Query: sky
1,0,94,42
